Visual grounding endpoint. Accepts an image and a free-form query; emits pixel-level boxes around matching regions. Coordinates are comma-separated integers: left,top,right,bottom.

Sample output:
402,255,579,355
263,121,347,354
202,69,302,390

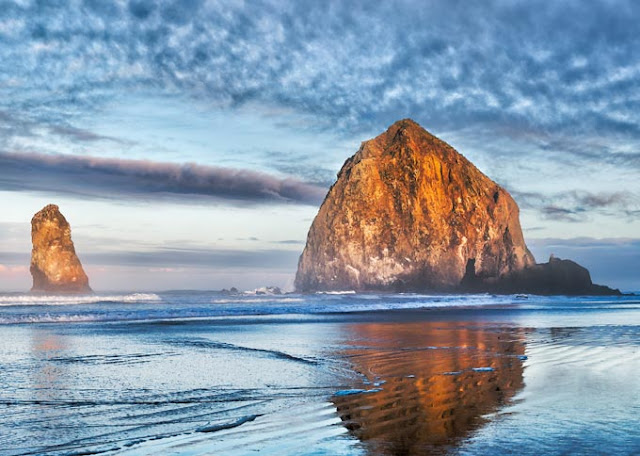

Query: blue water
0,292,638,455
0,291,636,324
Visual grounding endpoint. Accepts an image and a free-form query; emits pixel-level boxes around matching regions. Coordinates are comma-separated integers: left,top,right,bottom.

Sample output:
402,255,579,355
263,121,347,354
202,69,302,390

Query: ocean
0,292,638,455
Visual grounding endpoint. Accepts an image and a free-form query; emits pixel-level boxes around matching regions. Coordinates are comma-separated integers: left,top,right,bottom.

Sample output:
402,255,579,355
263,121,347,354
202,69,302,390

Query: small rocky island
30,204,92,293
295,119,619,295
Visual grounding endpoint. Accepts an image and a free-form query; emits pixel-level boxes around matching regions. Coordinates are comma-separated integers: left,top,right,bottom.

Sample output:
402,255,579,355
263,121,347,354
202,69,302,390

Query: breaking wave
0,293,161,306
0,291,637,325
211,297,305,304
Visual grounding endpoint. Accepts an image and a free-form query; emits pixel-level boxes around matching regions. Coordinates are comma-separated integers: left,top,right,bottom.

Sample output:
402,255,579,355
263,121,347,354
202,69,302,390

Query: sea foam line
0,293,161,307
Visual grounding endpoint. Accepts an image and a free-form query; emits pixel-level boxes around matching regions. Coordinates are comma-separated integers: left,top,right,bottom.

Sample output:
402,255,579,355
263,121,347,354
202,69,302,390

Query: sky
0,0,639,291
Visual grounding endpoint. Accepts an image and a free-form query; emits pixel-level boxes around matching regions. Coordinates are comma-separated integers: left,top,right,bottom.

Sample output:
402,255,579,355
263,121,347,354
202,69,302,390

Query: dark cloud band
512,189,638,222
0,151,326,205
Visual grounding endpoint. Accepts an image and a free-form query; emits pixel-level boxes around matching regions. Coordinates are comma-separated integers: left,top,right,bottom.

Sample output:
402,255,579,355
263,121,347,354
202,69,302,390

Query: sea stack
295,119,619,295
30,204,91,293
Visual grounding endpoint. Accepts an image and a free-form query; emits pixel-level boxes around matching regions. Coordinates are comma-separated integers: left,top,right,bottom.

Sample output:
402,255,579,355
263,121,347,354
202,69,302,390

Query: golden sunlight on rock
30,204,91,293
296,119,535,292
296,119,619,295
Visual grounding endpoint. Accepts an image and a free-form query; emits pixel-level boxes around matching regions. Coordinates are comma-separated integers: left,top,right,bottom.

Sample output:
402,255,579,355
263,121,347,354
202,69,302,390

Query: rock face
295,119,619,295
30,204,91,293
296,119,535,292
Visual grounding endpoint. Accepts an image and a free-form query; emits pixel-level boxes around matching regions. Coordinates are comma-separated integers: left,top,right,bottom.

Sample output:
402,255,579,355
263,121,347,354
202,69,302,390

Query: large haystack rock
296,119,619,295
296,119,534,292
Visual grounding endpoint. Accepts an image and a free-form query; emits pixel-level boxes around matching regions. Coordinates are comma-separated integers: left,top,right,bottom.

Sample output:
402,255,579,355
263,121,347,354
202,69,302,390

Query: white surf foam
0,293,161,307
315,290,356,295
212,298,305,304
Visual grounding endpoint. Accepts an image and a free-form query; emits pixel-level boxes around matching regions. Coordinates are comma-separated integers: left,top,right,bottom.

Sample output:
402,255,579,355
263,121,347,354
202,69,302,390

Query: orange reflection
333,321,525,455
31,331,67,391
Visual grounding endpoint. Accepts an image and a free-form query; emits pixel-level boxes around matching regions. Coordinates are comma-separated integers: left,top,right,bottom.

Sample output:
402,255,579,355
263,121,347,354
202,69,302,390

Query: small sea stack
30,204,92,293
295,119,619,295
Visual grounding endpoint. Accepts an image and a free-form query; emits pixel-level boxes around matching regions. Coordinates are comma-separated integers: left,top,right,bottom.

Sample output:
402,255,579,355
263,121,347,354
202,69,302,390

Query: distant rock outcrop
462,255,620,295
30,204,91,293
295,119,619,295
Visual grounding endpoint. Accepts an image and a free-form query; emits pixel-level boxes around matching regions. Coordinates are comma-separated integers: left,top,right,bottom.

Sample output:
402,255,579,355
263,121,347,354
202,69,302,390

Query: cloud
48,125,130,144
272,239,305,245
578,192,632,209
541,206,585,223
88,247,300,270
260,149,338,187
0,264,29,276
1,0,639,138
511,189,638,221
0,109,130,148
0,0,638,237
0,151,327,205
0,221,26,237
0,246,300,271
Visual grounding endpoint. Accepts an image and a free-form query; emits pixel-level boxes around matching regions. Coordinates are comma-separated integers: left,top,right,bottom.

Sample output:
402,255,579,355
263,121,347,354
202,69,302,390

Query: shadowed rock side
462,255,620,295
332,322,526,455
295,119,619,295
30,204,91,293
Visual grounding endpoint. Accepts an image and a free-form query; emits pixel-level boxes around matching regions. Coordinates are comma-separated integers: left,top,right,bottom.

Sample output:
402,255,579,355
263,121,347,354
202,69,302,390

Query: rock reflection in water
333,321,526,455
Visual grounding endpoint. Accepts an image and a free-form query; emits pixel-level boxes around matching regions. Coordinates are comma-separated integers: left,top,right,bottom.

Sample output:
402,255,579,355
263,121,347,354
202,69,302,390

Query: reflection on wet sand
333,321,526,455
32,330,67,392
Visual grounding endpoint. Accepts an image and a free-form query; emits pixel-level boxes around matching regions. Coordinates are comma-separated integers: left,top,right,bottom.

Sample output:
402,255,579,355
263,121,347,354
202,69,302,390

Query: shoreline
0,293,638,455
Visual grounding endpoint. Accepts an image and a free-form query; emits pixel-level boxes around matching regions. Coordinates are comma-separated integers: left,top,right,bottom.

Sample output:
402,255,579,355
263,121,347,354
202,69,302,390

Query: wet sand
0,293,638,455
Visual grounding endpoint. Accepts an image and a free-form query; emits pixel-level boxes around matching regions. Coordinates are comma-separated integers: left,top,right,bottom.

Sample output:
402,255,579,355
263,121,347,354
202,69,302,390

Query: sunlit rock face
30,204,91,293
295,119,535,292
